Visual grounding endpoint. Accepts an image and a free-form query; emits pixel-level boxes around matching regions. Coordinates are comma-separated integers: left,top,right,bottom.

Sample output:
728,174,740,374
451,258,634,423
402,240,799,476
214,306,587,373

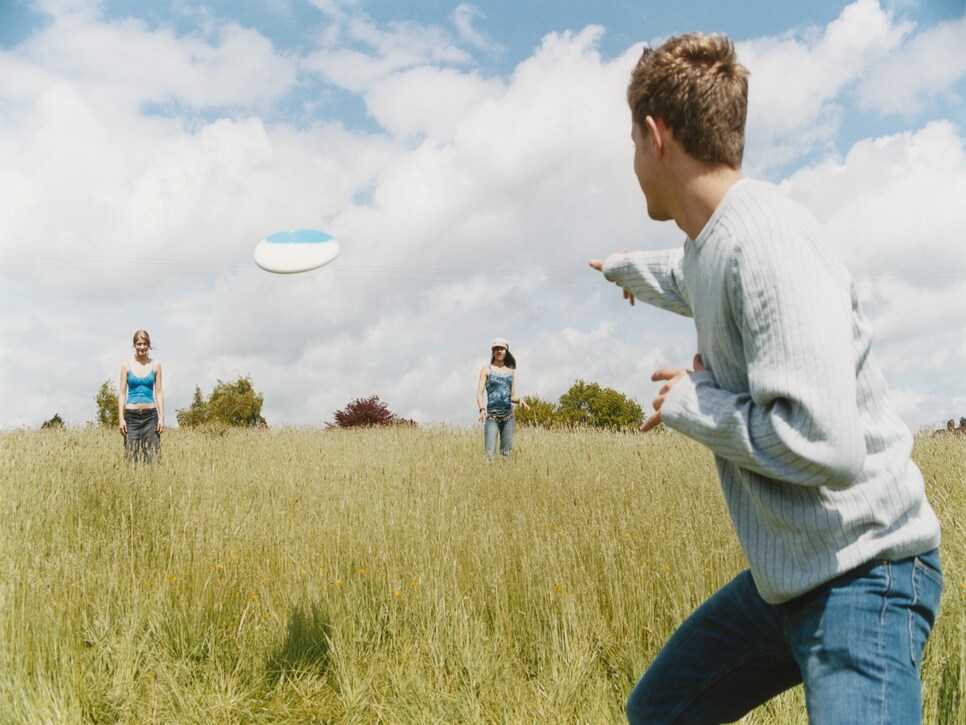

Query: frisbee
253,229,341,274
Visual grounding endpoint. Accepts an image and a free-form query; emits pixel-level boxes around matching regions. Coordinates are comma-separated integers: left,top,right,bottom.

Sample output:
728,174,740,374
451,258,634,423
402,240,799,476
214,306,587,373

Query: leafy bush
515,380,645,431
514,395,558,428
176,386,210,428
94,379,119,428
176,377,266,428
208,378,266,427
329,395,413,428
41,413,65,429
557,379,644,430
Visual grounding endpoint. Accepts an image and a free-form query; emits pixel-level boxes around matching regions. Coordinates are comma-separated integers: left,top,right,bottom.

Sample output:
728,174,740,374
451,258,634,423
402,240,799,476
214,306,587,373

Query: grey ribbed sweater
603,178,941,604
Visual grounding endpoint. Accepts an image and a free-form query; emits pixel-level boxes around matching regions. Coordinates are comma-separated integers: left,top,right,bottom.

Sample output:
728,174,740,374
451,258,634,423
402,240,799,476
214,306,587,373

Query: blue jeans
627,550,943,724
483,415,514,459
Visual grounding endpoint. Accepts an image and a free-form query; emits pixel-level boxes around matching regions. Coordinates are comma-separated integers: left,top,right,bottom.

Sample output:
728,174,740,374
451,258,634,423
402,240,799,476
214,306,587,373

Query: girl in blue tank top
118,329,164,462
475,337,530,459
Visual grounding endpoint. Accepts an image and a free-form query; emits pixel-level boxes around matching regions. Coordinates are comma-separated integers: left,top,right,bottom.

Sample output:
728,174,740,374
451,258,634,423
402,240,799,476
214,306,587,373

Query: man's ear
644,115,668,156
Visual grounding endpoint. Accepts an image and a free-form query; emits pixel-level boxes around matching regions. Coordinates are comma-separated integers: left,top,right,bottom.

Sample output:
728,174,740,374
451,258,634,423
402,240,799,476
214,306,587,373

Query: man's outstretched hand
588,254,635,305
588,255,706,432
640,354,706,432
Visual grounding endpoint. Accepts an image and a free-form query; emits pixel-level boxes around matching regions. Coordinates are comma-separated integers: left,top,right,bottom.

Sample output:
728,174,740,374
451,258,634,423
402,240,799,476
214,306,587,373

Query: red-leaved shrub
328,395,414,428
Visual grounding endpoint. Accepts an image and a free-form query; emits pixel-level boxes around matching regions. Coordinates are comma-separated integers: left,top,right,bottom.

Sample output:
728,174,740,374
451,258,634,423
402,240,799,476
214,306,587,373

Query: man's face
632,119,670,222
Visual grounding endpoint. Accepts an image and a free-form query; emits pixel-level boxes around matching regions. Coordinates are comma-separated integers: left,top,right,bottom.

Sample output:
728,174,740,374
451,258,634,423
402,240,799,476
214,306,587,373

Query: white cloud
740,0,912,171
860,14,966,114
777,120,966,426
0,82,398,290
365,66,504,140
782,121,966,279
1,0,962,432
16,9,297,110
31,0,98,18
306,0,364,21
303,12,469,93
451,4,505,57
324,27,651,272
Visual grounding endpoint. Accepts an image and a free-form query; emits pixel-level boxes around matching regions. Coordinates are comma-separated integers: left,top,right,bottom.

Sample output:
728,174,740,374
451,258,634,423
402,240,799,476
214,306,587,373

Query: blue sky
2,2,855,60
1,0,964,430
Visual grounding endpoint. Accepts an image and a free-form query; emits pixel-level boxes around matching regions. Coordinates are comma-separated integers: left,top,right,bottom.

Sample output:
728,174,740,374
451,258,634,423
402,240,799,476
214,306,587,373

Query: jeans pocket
908,553,943,667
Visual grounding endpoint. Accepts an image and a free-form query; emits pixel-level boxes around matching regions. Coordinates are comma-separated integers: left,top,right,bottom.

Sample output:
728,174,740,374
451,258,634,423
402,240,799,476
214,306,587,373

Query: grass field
1,425,963,723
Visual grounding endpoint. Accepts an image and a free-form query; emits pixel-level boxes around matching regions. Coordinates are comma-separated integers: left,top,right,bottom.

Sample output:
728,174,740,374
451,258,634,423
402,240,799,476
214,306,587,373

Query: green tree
176,377,266,428
208,377,266,427
514,395,558,428
94,378,119,428
556,379,644,431
176,386,210,428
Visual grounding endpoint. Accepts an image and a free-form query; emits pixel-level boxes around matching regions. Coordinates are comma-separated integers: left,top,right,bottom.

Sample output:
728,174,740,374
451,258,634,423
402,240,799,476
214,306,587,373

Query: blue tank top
485,367,513,412
127,367,156,405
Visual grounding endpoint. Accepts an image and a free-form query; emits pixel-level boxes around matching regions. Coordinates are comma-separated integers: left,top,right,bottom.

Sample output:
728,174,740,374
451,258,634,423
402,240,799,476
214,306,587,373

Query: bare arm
154,363,164,434
509,371,530,410
476,366,488,421
118,364,128,435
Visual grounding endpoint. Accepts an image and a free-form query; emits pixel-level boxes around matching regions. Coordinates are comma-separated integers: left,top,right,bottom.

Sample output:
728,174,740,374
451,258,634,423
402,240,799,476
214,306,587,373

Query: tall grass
0,426,962,723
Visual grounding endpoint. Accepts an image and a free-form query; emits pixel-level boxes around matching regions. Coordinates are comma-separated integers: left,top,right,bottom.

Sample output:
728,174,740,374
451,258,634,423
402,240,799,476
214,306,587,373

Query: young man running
590,33,942,724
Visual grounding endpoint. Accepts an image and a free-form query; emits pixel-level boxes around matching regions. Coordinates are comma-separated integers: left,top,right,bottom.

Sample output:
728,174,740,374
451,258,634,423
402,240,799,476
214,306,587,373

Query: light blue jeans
626,549,943,724
483,414,514,459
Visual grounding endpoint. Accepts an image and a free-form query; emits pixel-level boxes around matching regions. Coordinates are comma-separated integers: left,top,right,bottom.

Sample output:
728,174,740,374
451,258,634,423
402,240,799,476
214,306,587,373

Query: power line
0,251,594,283
0,251,963,284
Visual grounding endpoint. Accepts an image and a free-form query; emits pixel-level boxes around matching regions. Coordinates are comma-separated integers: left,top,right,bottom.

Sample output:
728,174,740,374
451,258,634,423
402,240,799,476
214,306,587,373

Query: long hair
491,349,517,369
132,329,152,349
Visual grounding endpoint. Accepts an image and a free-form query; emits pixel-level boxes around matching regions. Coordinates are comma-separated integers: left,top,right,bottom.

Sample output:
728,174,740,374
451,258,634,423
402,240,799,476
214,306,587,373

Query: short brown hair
627,33,749,169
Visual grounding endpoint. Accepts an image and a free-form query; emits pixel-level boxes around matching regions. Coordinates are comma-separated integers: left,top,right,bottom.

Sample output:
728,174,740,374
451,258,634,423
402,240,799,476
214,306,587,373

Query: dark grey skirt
124,408,160,462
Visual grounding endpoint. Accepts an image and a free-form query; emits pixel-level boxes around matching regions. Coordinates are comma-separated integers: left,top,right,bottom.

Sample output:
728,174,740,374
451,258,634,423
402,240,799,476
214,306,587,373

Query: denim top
127,367,156,404
485,367,513,412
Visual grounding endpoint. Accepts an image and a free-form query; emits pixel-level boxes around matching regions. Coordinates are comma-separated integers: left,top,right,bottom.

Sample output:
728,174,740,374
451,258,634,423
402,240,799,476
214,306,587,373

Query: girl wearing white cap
476,337,529,459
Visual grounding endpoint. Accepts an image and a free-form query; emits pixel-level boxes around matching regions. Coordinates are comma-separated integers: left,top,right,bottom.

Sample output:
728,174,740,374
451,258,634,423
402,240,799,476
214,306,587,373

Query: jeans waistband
125,407,157,417
486,407,513,422
779,550,939,617
779,559,879,617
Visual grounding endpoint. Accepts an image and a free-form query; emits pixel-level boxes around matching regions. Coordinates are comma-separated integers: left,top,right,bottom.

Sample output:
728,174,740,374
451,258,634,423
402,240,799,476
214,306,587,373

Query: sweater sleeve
602,248,693,317
660,243,867,489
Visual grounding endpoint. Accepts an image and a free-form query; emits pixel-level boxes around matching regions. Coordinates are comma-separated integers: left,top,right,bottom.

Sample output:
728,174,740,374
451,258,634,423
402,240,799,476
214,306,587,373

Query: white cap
491,337,509,350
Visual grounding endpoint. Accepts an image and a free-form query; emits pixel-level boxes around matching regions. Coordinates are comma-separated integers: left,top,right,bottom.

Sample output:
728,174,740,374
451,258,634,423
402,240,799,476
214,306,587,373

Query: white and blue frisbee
254,229,341,274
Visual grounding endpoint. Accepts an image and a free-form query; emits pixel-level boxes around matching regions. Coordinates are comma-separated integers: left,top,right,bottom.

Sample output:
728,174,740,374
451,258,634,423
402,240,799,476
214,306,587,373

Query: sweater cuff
601,252,629,283
660,370,716,433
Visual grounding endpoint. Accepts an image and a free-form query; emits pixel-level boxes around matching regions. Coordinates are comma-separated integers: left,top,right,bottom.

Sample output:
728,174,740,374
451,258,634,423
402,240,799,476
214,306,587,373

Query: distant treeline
36,378,960,434
86,377,646,432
